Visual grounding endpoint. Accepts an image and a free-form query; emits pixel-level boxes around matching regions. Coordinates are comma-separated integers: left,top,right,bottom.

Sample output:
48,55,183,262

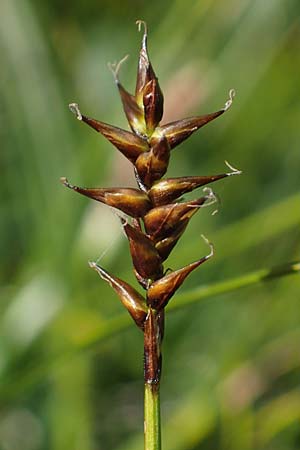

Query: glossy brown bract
63,21,239,385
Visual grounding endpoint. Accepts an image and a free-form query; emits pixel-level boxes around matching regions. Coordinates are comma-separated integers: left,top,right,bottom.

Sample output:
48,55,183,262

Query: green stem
144,382,161,450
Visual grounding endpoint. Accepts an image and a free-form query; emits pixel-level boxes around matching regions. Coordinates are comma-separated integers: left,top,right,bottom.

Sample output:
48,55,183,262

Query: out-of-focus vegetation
1,0,300,449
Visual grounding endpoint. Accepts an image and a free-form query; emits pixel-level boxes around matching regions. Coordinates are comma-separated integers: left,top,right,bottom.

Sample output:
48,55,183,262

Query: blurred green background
1,0,300,449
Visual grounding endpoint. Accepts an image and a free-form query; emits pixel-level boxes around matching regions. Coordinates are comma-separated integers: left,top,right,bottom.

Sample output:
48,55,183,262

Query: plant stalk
144,382,161,450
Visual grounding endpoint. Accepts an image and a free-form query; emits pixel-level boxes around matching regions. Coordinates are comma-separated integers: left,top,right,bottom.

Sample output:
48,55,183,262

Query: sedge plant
62,20,241,450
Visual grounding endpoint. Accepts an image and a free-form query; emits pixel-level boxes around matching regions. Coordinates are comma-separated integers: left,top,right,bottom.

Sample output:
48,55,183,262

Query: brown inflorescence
62,20,240,385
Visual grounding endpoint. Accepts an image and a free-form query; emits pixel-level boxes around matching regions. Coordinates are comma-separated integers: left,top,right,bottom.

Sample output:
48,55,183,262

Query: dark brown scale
122,220,164,281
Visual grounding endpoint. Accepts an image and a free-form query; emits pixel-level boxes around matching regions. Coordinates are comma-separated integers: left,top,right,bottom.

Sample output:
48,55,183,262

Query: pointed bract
149,174,228,206
147,241,214,310
61,178,151,217
151,111,223,149
89,262,147,329
69,103,149,163
150,90,235,150
81,115,149,162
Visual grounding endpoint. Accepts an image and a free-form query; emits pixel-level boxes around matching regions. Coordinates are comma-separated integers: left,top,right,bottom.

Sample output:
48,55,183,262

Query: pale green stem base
144,383,161,450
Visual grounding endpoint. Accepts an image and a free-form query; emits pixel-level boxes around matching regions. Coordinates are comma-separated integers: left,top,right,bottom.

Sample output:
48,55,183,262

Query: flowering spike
122,219,164,281
89,262,147,329
108,56,146,137
64,21,241,421
69,103,148,163
148,173,230,206
135,135,170,188
147,237,214,310
61,178,151,217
